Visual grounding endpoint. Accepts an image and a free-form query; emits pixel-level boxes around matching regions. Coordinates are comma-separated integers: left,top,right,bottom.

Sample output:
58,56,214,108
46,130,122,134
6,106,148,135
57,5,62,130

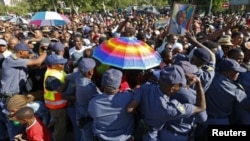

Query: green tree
26,0,54,12
0,4,7,15
6,2,30,15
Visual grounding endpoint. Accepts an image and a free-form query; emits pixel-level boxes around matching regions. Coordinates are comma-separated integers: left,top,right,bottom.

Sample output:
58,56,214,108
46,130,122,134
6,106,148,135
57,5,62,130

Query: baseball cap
193,48,211,63
101,68,122,89
0,39,7,46
51,42,65,52
172,53,189,64
176,61,198,74
14,43,30,51
45,54,67,65
40,38,51,47
218,58,246,72
78,58,96,73
160,65,186,86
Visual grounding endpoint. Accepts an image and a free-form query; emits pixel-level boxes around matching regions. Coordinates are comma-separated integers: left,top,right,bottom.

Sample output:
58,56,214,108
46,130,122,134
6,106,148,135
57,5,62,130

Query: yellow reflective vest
43,68,67,109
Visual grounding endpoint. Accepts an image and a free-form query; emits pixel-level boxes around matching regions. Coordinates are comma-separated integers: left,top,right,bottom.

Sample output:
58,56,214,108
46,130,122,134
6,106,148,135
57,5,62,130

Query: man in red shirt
13,107,51,141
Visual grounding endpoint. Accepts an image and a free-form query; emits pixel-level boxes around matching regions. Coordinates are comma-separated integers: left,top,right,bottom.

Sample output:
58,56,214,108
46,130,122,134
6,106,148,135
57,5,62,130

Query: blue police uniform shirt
190,63,215,92
88,91,134,141
67,72,101,118
232,71,250,124
133,83,194,131
0,54,29,94
165,87,207,133
205,72,250,119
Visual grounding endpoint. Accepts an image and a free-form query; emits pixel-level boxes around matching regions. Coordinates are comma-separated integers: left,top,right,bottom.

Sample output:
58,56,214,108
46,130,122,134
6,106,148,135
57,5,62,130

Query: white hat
172,43,183,51
0,39,7,46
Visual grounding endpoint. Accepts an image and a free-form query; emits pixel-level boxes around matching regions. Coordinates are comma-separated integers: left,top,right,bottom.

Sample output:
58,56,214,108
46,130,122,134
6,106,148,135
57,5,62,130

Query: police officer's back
88,68,134,141
159,61,207,141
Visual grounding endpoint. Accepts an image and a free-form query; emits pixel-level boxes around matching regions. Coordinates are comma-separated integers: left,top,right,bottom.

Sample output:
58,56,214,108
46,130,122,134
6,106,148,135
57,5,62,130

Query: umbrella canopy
144,6,160,15
29,11,70,27
9,16,29,24
93,37,162,70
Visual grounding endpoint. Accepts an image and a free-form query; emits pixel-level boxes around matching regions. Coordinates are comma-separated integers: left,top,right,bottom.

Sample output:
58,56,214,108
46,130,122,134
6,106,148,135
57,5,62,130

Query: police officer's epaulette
235,82,245,91
202,65,214,71
170,99,186,114
123,89,135,94
10,54,18,60
146,80,159,85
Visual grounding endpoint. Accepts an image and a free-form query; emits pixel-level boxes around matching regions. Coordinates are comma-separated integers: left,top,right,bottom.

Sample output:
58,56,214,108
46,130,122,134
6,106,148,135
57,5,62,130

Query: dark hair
15,106,34,120
73,34,82,40
160,48,172,58
231,31,243,39
227,48,243,58
202,41,218,49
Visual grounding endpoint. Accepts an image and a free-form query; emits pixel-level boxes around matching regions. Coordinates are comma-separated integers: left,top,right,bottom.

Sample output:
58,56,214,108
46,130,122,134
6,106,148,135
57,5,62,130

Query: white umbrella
29,11,70,27
144,6,160,15
9,16,29,24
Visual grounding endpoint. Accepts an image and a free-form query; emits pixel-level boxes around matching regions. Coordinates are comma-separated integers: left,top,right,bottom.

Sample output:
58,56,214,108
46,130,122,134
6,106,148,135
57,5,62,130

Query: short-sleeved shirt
26,117,51,141
133,83,194,130
231,71,250,124
206,73,250,118
88,91,134,141
0,54,29,94
166,87,207,133
67,72,101,118
69,46,91,59
190,64,215,92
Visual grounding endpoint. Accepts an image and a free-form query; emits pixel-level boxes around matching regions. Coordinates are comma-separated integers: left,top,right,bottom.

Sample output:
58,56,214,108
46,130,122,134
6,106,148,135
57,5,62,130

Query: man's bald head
8,37,19,50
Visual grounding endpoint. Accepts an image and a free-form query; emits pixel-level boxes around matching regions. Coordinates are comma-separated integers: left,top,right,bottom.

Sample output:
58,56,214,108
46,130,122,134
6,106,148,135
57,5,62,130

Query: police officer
43,54,68,141
185,31,216,92
66,58,101,141
205,58,250,125
88,68,134,141
228,49,250,125
50,42,65,57
127,65,206,141
0,43,47,141
236,69,250,124
159,61,207,141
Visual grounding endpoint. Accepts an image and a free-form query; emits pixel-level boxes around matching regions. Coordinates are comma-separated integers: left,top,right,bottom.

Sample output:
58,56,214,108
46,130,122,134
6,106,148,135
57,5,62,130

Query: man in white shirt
69,35,91,59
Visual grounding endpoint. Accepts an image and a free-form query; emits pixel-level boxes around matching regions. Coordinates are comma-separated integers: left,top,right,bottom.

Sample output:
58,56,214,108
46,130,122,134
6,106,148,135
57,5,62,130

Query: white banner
229,0,249,5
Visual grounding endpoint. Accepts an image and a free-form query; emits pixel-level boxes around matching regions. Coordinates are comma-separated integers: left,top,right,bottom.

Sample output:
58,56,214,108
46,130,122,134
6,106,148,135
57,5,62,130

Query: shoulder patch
11,54,18,60
203,66,214,71
176,103,186,114
170,99,186,114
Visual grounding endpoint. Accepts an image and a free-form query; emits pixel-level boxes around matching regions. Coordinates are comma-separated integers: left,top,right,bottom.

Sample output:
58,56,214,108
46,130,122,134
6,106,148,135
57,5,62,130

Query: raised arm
187,74,206,114
185,31,216,64
27,52,47,66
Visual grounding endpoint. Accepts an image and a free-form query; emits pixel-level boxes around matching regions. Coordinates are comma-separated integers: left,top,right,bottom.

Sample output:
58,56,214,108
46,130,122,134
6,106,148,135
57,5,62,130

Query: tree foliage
0,0,228,16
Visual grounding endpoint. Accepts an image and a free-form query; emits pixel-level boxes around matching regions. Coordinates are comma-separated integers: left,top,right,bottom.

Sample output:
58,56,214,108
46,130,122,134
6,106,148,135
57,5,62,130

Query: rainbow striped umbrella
29,11,70,27
93,37,162,70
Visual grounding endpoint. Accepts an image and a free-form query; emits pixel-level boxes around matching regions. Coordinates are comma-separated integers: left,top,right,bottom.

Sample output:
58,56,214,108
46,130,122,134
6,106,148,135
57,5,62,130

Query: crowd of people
0,10,250,141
